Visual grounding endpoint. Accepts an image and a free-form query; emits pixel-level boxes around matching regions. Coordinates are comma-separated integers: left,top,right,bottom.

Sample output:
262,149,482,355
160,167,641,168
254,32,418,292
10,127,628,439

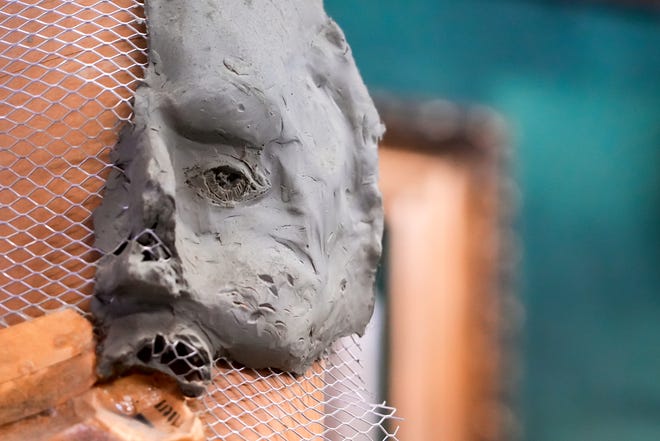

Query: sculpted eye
185,164,269,206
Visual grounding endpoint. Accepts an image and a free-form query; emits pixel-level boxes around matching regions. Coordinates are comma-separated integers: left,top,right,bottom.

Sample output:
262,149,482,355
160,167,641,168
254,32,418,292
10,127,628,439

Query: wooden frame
376,97,514,441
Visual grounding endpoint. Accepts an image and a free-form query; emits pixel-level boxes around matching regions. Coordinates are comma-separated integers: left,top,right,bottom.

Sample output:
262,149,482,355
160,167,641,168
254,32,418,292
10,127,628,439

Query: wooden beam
0,373,206,441
0,309,96,426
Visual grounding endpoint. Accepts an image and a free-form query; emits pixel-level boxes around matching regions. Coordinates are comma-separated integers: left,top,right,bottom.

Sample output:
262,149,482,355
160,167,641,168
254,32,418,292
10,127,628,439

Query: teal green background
324,1,660,440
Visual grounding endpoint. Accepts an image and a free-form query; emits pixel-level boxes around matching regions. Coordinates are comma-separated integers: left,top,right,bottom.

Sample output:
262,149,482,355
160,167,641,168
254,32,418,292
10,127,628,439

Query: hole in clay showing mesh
136,344,152,363
138,333,211,392
112,240,129,256
133,229,171,262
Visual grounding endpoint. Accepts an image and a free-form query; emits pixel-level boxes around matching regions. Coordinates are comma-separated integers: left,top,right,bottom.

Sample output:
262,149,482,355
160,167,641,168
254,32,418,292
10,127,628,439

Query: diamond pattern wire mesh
0,0,147,326
200,336,399,440
0,1,399,439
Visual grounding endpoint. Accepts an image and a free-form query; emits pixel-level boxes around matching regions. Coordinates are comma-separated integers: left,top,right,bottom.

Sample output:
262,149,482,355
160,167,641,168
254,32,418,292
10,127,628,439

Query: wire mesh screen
0,1,399,439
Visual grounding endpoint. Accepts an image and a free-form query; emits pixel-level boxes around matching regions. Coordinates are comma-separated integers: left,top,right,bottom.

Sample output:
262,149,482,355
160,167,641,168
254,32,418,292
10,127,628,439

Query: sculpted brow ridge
162,89,283,148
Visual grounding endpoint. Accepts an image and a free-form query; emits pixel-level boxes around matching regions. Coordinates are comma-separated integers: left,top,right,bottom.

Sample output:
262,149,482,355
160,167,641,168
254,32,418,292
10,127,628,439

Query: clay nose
124,171,179,263
95,224,183,312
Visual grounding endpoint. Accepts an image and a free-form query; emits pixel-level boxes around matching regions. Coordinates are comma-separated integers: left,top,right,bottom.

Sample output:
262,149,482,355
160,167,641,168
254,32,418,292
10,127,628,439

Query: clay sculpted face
92,0,383,395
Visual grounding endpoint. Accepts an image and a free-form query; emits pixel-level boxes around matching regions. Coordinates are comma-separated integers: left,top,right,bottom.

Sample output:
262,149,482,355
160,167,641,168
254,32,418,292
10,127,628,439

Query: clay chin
92,0,384,396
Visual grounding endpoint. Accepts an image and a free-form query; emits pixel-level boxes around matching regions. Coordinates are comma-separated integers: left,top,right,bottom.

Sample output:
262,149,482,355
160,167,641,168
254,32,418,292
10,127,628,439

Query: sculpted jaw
92,0,384,396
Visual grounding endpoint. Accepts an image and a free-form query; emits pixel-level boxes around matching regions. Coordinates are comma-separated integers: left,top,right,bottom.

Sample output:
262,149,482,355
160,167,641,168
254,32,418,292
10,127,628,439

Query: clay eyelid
205,157,262,183
188,156,265,186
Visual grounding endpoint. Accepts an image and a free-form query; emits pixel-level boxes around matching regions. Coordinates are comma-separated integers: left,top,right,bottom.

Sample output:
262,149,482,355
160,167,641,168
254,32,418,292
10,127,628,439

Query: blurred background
323,0,660,440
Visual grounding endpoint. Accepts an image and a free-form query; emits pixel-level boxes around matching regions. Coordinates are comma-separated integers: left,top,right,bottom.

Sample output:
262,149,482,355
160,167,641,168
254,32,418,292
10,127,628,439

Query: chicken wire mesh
0,1,399,439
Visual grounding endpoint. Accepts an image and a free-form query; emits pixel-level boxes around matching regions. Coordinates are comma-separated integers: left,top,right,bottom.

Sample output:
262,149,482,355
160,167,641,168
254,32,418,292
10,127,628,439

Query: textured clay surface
92,0,383,395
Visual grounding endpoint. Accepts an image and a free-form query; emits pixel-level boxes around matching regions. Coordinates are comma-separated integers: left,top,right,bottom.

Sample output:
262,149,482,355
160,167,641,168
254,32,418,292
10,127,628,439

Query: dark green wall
324,1,660,439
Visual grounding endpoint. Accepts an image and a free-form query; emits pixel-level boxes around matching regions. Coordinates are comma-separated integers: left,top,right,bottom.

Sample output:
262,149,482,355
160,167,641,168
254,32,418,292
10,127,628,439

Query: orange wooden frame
377,100,509,441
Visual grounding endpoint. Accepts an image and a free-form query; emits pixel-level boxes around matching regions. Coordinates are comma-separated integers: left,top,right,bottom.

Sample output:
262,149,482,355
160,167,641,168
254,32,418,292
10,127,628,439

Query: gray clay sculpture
92,0,384,396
